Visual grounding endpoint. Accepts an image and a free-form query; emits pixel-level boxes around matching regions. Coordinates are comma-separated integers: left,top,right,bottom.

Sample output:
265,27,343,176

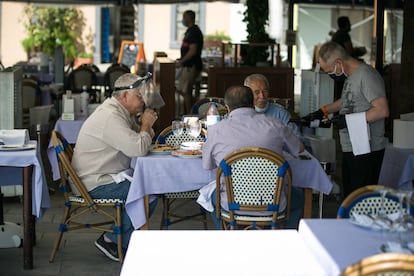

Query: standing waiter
176,10,204,114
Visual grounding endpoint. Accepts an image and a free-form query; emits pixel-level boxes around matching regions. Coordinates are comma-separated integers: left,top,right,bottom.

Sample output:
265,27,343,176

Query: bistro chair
155,125,207,230
49,130,124,263
336,185,411,219
215,147,291,230
191,97,227,119
22,78,41,129
103,63,130,98
341,253,414,276
66,63,98,94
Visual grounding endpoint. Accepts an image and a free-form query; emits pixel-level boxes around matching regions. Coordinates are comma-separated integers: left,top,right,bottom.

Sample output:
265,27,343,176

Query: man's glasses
113,72,152,92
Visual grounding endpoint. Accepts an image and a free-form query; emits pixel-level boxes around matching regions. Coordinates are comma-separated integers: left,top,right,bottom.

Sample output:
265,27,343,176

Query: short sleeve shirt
180,24,203,71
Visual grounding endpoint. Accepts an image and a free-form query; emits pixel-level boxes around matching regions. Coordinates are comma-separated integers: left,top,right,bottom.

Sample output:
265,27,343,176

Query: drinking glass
377,187,392,217
172,120,184,137
393,190,409,232
188,119,201,143
401,189,414,223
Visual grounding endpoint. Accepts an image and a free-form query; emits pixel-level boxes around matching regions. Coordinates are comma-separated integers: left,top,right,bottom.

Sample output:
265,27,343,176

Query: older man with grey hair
244,73,300,137
71,73,158,262
306,41,389,198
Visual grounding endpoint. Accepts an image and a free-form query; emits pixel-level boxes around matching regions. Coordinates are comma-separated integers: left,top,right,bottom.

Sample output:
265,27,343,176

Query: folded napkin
345,112,371,155
196,180,216,212
109,169,133,184
351,212,414,232
383,241,414,254
0,129,29,146
180,141,202,150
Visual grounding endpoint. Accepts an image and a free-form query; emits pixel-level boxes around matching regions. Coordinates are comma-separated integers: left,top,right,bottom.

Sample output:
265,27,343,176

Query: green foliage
20,5,90,60
241,0,274,65
204,31,231,42
204,31,232,54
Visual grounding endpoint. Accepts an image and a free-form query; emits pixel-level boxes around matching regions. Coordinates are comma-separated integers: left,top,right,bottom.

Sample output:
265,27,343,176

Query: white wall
0,3,96,67
1,2,26,67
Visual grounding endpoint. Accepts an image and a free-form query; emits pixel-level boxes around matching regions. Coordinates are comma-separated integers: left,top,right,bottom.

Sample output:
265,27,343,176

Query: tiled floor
0,186,342,276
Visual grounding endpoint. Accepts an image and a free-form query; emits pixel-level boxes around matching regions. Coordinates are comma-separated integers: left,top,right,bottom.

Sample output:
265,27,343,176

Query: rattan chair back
216,147,291,230
192,97,226,119
341,253,414,276
67,64,97,93
49,130,124,263
156,125,205,145
337,185,406,219
103,63,130,97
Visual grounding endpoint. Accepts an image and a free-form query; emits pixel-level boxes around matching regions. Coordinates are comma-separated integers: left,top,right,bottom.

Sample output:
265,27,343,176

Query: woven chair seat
68,196,124,205
220,209,286,222
163,191,200,199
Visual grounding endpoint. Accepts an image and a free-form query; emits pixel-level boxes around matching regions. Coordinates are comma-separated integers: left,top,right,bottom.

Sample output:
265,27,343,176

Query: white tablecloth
47,117,86,180
126,151,333,229
378,144,414,190
298,219,408,276
121,230,327,276
0,141,49,218
126,155,215,229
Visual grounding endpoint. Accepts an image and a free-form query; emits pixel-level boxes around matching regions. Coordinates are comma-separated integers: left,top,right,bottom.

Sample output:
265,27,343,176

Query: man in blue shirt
244,74,300,137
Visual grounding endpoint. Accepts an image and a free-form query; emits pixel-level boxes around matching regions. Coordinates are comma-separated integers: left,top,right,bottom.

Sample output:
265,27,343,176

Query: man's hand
301,108,325,122
331,114,347,129
140,109,158,134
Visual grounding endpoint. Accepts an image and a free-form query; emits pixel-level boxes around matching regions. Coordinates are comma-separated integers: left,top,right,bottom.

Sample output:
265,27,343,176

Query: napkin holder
0,129,29,146
62,93,75,121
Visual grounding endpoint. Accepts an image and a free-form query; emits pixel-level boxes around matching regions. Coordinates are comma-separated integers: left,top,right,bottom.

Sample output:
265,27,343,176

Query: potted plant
204,31,233,56
241,0,275,66
21,5,89,64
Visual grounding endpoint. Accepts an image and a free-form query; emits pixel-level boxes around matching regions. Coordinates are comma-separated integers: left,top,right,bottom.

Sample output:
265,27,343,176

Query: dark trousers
342,149,385,198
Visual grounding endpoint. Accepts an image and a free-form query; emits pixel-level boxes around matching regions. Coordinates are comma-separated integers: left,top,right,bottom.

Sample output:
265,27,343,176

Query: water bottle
206,102,220,127
80,85,89,117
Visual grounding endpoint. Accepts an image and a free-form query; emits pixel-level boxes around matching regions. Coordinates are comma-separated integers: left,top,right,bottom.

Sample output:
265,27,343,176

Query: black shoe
94,233,119,262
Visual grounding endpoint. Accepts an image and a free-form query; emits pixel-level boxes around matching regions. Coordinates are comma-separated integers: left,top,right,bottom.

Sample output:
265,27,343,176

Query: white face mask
255,102,269,113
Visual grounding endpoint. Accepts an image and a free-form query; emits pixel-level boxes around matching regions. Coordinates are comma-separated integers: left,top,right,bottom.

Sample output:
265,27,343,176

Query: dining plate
150,144,178,155
171,149,202,158
0,144,36,151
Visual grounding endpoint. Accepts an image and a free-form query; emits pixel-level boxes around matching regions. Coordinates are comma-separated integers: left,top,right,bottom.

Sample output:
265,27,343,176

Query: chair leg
201,207,208,230
160,196,170,230
116,206,123,263
49,231,64,263
49,206,71,263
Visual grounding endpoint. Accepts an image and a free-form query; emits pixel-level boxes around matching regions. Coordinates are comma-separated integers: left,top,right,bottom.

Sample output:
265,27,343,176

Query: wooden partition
207,67,294,105
152,57,175,137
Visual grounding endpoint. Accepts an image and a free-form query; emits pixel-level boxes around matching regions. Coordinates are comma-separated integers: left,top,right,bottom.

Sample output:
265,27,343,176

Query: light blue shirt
259,102,301,138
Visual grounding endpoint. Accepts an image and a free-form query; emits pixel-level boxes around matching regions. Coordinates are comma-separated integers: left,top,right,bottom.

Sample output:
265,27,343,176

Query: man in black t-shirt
176,10,204,114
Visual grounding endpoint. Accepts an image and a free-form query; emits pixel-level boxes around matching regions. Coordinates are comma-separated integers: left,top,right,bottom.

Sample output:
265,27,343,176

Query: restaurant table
120,230,327,276
298,218,413,276
47,117,86,180
378,143,414,190
0,141,50,269
126,151,333,230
